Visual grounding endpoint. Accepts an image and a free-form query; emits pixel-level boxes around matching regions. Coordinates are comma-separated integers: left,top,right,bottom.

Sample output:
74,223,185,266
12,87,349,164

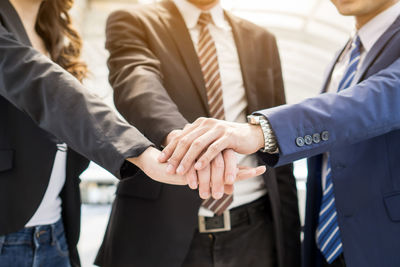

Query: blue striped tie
317,35,362,263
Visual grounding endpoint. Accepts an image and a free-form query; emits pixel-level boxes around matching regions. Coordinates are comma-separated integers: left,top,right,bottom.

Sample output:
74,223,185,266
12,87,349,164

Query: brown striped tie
197,12,233,216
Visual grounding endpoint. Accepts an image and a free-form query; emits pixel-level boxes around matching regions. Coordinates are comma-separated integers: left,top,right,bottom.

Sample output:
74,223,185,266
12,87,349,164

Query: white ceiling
220,0,354,103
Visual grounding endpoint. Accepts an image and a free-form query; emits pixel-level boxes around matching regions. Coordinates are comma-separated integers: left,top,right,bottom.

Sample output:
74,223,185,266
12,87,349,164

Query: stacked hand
129,122,266,199
156,122,266,199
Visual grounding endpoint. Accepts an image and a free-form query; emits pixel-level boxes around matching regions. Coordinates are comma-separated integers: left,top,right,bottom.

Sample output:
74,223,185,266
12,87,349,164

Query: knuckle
167,158,178,165
192,140,202,148
215,124,225,132
181,160,191,169
209,144,219,153
180,137,189,146
225,128,234,138
202,118,213,126
196,117,206,124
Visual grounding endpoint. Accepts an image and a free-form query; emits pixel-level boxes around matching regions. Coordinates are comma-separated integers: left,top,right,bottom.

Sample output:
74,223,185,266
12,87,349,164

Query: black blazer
95,2,301,267
0,1,153,266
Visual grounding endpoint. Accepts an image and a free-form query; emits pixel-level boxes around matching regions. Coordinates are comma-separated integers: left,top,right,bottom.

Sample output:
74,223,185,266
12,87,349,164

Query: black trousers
182,198,276,267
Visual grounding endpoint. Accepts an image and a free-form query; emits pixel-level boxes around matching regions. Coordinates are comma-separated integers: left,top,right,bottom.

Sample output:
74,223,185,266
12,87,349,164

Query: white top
323,2,400,188
26,143,67,227
173,0,267,216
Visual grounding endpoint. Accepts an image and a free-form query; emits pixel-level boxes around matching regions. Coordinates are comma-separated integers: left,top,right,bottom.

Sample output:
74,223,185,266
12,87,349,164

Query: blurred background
70,0,353,266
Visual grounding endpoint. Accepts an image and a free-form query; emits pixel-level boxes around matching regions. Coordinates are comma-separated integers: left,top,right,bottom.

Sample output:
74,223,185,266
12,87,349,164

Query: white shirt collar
357,1,400,52
173,0,227,30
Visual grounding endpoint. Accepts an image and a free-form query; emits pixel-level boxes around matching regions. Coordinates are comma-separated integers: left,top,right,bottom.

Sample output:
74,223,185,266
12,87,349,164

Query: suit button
296,137,305,147
304,135,313,145
313,133,321,144
321,131,329,141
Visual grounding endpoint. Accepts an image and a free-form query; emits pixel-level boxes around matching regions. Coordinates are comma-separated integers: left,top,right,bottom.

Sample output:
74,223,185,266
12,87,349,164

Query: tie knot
198,13,213,27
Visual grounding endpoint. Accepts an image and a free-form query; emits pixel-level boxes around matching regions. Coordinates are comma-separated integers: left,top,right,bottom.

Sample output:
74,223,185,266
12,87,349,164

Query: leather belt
198,196,269,233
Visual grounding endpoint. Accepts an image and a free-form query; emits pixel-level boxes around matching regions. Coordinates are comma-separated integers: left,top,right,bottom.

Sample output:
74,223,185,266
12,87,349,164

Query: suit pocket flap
0,150,13,172
384,192,400,222
116,170,162,200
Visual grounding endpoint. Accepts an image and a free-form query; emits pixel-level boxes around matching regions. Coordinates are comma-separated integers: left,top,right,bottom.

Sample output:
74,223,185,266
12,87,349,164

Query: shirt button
296,137,305,147
321,131,329,141
304,135,313,145
313,133,321,144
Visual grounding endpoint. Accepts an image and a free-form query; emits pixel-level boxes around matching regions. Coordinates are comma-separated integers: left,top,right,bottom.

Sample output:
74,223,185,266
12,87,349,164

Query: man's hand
185,149,266,199
158,118,265,175
164,130,241,199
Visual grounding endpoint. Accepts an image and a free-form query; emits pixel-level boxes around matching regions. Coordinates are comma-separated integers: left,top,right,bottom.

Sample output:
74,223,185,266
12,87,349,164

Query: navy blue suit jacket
257,15,400,267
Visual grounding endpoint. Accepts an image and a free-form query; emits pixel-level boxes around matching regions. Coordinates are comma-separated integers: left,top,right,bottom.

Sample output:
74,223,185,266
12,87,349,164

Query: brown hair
35,0,88,82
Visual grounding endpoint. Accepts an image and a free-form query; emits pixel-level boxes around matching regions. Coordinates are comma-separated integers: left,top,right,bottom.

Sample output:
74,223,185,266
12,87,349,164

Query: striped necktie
317,35,362,263
197,12,233,216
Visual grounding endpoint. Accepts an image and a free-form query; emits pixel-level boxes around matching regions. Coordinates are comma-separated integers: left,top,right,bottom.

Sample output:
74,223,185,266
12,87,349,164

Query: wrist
127,146,154,170
247,115,279,153
250,124,265,151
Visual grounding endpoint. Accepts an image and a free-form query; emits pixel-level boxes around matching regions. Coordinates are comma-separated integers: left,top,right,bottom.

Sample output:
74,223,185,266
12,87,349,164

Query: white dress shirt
322,2,400,187
173,0,267,216
26,144,67,227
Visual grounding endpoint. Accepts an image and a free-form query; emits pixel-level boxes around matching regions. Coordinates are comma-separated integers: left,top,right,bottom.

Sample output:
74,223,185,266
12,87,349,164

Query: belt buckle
198,210,231,233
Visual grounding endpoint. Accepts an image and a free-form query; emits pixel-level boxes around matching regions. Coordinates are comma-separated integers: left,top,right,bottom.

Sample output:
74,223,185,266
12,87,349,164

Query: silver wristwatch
247,115,279,154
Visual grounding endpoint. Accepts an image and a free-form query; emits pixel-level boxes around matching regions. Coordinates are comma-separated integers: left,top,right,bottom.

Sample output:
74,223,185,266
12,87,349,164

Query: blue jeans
0,219,71,267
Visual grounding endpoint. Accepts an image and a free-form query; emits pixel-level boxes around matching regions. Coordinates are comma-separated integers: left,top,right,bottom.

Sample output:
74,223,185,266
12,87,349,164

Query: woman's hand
128,146,187,185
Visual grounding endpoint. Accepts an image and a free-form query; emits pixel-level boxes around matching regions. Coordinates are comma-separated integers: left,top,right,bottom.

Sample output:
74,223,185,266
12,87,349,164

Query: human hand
127,146,266,198
128,146,187,185
185,149,266,199
158,118,265,175
163,129,266,199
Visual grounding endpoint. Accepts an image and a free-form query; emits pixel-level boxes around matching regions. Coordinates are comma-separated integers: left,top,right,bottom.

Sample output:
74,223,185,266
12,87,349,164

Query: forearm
111,69,188,147
257,57,400,167
106,11,188,147
0,28,153,178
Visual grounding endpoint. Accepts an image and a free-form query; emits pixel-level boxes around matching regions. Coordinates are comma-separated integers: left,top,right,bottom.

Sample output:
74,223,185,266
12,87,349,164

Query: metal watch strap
247,115,279,153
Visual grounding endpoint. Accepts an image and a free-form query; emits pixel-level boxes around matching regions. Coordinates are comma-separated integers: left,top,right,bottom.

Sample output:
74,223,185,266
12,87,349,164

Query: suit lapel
157,1,209,114
225,12,259,113
354,15,400,83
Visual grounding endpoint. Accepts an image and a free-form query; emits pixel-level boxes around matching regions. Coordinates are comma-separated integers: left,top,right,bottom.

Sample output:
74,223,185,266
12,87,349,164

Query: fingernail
227,174,235,184
176,165,184,174
166,164,174,174
200,192,209,199
194,162,202,170
158,152,166,161
190,181,198,189
214,192,223,199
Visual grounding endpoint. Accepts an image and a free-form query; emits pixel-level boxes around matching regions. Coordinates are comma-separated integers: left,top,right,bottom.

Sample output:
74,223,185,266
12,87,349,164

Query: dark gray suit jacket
0,1,153,266
95,2,301,267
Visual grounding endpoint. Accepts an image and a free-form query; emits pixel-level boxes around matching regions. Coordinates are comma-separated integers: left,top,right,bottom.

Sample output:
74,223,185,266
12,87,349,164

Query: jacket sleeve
255,57,400,167
105,11,188,147
0,24,153,178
